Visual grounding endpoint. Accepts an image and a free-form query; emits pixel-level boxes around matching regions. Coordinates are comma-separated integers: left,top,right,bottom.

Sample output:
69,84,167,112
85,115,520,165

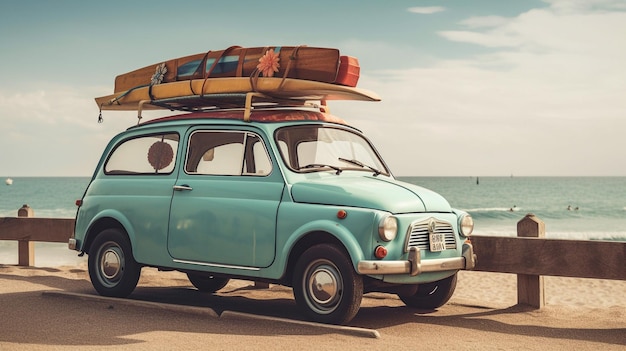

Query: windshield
275,125,389,175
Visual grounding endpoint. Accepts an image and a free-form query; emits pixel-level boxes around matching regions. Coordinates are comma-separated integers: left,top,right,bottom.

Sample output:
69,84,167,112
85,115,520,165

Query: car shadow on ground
121,282,626,347
127,282,626,345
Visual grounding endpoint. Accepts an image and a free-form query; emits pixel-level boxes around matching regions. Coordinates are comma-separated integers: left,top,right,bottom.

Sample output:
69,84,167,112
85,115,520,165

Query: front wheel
88,228,141,298
399,273,457,309
292,244,363,325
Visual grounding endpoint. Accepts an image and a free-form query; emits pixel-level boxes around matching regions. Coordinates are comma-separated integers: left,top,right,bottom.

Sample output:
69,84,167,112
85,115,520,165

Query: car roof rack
137,92,328,123
95,77,380,124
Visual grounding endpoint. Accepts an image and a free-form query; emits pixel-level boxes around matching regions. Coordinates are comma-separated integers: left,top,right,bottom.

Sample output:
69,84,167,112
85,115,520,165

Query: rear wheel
88,228,141,297
399,273,457,309
186,273,230,293
293,244,363,325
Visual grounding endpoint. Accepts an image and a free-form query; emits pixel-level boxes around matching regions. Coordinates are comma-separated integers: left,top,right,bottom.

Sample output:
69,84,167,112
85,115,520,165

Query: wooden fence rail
471,236,625,280
0,208,624,309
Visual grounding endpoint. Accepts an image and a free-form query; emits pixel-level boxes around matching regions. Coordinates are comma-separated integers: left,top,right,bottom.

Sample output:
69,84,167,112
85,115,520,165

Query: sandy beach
0,263,624,350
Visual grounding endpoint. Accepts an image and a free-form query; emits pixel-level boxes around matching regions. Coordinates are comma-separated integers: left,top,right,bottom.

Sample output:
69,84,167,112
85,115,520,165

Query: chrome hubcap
305,261,342,313
309,268,337,304
100,247,122,280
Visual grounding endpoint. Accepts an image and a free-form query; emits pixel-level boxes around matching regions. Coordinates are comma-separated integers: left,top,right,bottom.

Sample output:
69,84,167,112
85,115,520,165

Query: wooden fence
471,214,625,308
0,205,74,266
0,207,624,309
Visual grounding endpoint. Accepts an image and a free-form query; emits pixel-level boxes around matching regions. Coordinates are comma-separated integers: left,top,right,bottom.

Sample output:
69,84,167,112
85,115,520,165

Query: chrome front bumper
357,242,477,276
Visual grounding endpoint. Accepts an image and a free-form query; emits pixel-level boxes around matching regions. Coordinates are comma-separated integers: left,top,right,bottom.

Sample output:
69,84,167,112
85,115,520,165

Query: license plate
429,233,446,252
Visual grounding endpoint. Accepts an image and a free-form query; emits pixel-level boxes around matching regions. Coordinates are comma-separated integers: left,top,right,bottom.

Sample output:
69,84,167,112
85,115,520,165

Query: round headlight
459,214,474,237
378,215,398,241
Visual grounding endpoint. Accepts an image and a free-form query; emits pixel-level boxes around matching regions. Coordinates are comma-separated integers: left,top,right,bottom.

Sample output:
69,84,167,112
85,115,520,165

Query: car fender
280,219,366,272
83,209,137,254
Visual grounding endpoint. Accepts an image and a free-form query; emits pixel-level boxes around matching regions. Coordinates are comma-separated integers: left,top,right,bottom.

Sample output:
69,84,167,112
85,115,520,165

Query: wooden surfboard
113,46,359,92
96,77,381,112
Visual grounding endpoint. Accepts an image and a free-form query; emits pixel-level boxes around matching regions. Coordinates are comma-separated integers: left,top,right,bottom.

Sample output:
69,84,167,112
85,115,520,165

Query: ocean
400,176,626,241
1,176,625,266
0,177,90,267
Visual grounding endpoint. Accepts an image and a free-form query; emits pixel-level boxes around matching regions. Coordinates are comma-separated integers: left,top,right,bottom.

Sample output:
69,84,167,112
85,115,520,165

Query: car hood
290,176,451,213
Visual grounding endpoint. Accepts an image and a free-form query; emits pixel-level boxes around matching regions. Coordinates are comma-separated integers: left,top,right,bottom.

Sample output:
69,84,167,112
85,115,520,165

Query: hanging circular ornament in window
147,141,174,171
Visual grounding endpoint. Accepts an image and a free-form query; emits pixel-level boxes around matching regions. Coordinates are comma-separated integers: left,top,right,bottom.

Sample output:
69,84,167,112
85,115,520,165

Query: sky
0,0,625,177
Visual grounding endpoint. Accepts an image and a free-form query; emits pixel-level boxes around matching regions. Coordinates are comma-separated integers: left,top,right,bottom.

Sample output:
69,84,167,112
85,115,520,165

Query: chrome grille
405,218,457,251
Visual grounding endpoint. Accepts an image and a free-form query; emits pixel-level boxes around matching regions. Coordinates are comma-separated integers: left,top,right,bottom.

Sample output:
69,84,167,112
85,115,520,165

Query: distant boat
5,178,12,185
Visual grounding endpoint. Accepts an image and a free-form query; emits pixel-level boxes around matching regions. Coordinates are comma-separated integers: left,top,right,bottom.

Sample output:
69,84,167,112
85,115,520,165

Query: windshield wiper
298,163,343,175
338,158,382,176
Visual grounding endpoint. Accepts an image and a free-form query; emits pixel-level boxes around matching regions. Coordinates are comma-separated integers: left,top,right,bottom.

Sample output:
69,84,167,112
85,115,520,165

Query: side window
105,133,179,175
185,131,272,176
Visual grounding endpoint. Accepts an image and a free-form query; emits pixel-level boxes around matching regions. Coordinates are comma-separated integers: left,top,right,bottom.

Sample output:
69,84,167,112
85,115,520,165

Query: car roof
135,108,348,127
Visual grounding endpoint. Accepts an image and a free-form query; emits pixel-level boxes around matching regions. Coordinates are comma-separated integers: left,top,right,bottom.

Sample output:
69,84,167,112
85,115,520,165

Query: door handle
173,184,193,191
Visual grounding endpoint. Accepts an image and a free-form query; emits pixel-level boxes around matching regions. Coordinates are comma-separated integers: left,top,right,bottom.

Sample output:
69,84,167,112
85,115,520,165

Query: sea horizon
1,175,625,266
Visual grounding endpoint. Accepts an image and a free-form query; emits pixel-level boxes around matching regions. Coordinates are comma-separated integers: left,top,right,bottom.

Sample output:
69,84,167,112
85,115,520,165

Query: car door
167,127,284,268
96,132,181,265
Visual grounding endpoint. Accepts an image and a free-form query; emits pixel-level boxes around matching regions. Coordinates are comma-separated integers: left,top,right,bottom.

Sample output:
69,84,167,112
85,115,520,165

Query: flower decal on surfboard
257,49,280,77
150,63,167,85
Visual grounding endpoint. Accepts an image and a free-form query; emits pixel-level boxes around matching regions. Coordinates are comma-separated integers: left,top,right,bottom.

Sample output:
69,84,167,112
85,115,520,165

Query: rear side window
105,133,179,175
185,131,272,176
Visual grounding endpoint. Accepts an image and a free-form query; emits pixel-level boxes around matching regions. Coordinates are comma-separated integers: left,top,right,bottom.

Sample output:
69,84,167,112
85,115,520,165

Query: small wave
465,207,520,213
465,207,523,221
544,231,626,242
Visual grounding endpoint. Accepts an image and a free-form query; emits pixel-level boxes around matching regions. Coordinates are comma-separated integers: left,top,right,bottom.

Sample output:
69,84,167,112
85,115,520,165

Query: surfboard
113,46,360,92
95,77,381,112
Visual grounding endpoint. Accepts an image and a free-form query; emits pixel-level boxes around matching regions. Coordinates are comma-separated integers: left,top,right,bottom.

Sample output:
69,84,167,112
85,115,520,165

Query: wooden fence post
516,214,545,308
17,204,35,266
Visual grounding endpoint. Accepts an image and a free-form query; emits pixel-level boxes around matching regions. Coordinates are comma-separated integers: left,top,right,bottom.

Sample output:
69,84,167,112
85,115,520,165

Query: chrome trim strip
173,259,261,271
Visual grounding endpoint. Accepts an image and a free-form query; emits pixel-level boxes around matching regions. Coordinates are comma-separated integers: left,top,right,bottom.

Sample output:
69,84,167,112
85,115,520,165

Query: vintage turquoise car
69,107,476,325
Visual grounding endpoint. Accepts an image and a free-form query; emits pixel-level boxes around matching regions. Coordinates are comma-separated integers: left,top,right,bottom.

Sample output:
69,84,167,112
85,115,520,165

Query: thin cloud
438,3,626,52
438,30,520,48
351,1,626,176
459,15,510,28
544,0,626,13
407,6,445,14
